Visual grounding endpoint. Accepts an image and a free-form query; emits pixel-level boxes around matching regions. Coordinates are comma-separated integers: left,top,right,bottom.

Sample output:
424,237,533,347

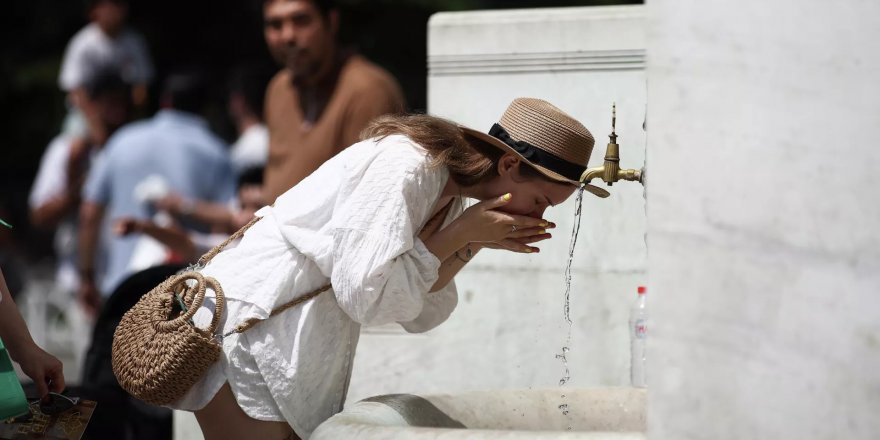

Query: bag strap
193,212,332,339
221,283,332,339
197,215,262,267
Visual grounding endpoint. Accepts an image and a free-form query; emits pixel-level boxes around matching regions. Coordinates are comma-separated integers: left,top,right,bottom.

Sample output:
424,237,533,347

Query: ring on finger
510,225,518,233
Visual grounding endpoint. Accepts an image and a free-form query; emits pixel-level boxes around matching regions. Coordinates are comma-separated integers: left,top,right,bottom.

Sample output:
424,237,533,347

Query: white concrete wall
348,5,648,403
646,0,880,439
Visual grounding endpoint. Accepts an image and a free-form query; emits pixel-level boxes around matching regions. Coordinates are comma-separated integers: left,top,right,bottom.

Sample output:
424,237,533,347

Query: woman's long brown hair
361,113,547,187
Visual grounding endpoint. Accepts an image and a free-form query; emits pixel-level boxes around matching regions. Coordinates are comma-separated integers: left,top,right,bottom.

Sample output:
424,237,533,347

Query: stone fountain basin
312,387,645,439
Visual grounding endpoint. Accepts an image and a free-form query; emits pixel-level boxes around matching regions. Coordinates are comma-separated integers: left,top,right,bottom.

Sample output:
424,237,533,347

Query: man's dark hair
238,166,265,188
84,67,130,99
261,0,337,19
161,70,209,114
228,66,274,121
86,0,127,10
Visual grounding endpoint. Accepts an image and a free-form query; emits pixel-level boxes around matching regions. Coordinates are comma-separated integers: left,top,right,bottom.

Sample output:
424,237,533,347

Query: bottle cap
637,286,646,295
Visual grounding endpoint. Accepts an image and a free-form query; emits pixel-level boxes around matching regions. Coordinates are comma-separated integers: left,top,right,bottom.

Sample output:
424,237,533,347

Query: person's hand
13,344,65,400
453,194,551,253
153,193,185,214
78,279,101,319
476,221,555,254
114,217,143,236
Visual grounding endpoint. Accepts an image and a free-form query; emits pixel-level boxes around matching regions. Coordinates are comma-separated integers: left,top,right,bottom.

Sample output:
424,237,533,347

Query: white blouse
170,135,460,439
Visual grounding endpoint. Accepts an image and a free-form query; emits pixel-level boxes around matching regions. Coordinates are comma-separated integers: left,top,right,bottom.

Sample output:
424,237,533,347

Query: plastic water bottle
629,286,647,388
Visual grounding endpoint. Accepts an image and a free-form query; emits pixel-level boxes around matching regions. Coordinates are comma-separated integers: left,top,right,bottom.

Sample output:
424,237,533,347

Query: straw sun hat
461,97,609,198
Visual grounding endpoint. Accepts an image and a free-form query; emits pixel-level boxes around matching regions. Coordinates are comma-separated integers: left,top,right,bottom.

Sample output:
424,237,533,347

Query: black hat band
489,123,586,181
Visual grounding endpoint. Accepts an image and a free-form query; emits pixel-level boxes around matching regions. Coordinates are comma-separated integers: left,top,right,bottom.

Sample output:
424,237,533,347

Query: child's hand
13,344,65,399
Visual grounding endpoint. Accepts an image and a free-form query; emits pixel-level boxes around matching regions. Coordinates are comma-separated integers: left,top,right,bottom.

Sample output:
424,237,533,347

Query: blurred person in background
261,0,406,201
77,71,235,317
109,64,274,262
59,0,153,137
116,166,268,261
228,67,273,176
112,67,273,256
30,70,133,301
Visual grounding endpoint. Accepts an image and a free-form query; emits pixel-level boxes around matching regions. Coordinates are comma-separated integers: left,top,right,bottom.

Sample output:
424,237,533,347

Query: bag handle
155,271,226,335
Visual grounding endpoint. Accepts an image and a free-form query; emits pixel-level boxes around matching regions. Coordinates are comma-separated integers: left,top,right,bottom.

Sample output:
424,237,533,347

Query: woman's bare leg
194,383,300,440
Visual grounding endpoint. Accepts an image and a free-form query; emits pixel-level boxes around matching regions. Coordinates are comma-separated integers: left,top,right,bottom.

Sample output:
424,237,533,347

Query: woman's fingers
494,238,541,253
479,193,512,210
462,194,560,244
507,226,551,239
505,213,552,229
512,233,552,245
48,362,66,394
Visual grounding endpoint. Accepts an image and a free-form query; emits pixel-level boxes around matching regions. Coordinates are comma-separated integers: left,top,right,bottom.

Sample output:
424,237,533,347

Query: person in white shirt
166,98,608,440
58,0,152,136
30,70,133,298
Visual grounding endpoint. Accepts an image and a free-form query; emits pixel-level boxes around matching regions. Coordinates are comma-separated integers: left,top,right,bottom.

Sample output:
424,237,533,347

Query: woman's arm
0,270,65,398
423,194,551,292
428,227,552,293
416,206,480,292
328,149,455,326
430,244,480,292
426,216,555,293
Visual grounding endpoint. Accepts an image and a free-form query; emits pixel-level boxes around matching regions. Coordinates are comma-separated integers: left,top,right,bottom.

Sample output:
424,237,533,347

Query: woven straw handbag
111,216,330,406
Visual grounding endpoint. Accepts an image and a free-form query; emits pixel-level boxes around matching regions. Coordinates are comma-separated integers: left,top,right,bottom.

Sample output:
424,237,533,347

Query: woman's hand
453,194,550,251
424,194,553,261
13,344,65,399
475,221,555,254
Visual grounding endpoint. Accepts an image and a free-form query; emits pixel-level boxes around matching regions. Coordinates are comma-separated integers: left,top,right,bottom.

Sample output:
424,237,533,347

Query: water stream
557,186,585,429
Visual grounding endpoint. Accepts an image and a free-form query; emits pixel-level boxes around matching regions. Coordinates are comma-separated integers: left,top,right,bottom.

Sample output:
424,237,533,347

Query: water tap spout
580,103,644,188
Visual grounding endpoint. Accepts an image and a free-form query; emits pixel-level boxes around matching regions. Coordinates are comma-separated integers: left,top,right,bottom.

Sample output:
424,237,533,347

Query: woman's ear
497,154,524,182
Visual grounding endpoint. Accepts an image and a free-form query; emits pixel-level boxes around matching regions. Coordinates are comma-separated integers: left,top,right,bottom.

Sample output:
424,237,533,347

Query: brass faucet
580,104,644,191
